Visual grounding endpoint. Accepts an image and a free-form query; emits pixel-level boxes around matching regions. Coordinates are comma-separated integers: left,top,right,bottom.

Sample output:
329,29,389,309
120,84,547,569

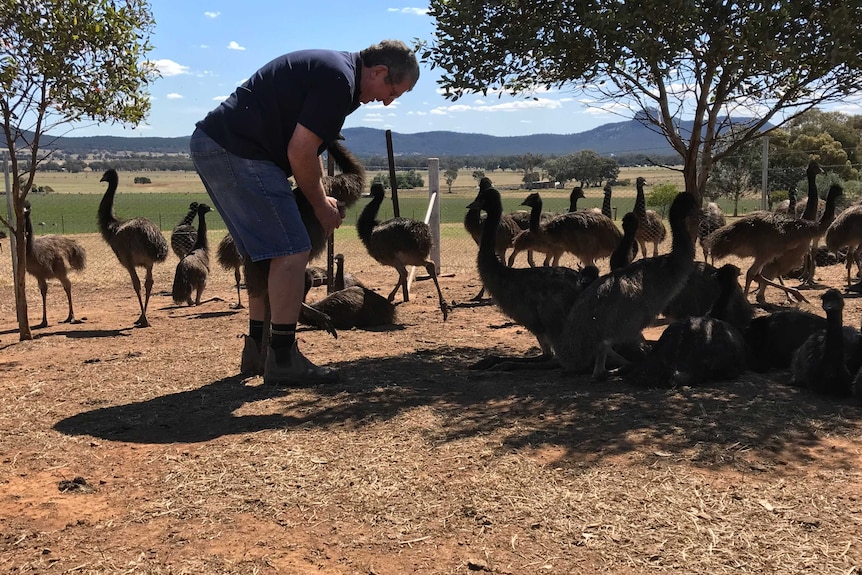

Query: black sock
270,323,297,363
249,319,264,348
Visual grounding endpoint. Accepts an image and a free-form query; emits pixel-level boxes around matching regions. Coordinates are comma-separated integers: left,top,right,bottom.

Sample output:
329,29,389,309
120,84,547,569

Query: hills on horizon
42,117,681,159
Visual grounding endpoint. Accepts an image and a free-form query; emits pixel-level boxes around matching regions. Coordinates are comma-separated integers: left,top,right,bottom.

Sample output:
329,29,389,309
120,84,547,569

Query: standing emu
172,203,212,306
170,202,199,259
98,169,169,327
698,202,726,265
216,234,244,308
357,183,449,320
633,176,667,258
23,201,87,327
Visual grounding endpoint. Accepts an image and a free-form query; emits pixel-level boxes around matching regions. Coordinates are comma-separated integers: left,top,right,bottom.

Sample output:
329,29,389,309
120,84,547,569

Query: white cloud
428,97,563,117
151,59,189,76
213,95,229,102
166,93,183,100
204,11,220,18
387,7,428,15
227,41,246,51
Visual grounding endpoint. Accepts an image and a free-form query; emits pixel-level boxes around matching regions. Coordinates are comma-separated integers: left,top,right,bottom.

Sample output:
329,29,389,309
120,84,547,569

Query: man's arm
287,123,343,235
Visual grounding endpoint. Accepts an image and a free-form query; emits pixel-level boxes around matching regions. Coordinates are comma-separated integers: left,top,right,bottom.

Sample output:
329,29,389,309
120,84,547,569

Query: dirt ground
0,232,861,575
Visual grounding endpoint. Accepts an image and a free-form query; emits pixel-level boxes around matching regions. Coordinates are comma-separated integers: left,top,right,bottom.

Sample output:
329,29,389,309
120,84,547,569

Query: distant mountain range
43,116,732,158
43,118,682,158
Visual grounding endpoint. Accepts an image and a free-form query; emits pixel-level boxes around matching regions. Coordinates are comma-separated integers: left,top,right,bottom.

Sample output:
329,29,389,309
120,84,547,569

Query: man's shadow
54,375,300,443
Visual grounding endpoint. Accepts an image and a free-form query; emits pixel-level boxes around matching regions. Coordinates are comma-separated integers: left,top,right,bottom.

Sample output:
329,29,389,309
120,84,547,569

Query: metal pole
760,136,769,210
385,129,400,217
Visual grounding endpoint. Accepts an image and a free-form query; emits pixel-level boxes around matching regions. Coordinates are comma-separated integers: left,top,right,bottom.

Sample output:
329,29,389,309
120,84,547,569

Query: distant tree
646,183,680,218
418,1,862,204
707,158,754,217
444,166,459,193
134,176,152,184
518,153,544,189
472,170,485,183
0,0,157,340
63,158,87,173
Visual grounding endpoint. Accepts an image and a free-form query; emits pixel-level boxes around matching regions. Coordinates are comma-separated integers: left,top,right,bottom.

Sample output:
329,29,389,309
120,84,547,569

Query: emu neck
193,211,208,251
634,184,646,216
801,172,819,221
602,190,612,219
669,213,696,263
357,194,384,245
23,211,34,255
817,190,840,233
479,200,504,270
529,200,543,232
97,182,119,240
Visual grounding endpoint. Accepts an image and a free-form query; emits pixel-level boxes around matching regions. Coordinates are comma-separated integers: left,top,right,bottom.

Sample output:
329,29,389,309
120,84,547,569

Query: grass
12,167,766,236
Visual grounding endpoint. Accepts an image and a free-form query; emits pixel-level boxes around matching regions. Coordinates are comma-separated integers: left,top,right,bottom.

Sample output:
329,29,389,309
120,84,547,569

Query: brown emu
23,201,87,328
627,263,750,388
540,199,622,268
697,202,726,264
506,192,565,268
172,203,212,306
825,203,862,287
170,202,199,259
755,183,842,304
609,212,638,271
216,234,244,308
464,177,519,298
466,183,599,370
707,161,827,304
633,176,667,258
790,289,861,398
300,286,396,330
357,183,448,320
98,169,168,327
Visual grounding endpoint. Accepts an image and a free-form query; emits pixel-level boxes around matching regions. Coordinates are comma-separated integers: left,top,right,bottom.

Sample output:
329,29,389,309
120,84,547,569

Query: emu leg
59,275,80,324
232,267,244,309
298,303,338,339
754,273,808,304
35,278,49,328
424,261,449,321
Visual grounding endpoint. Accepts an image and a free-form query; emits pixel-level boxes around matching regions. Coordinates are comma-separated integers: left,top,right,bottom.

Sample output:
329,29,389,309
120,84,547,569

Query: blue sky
70,0,625,139
71,0,862,140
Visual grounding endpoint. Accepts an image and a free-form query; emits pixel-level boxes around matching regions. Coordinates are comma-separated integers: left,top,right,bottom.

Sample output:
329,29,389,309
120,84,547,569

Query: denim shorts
189,127,311,262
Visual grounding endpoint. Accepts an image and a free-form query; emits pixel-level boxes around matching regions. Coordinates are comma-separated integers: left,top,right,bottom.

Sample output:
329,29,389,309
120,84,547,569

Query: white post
407,158,441,291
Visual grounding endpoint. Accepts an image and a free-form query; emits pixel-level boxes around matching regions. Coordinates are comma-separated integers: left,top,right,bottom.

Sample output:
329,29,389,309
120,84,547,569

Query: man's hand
313,195,344,237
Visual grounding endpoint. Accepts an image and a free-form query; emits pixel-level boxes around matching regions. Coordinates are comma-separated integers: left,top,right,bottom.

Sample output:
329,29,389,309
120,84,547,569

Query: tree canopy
0,0,157,340
417,0,862,203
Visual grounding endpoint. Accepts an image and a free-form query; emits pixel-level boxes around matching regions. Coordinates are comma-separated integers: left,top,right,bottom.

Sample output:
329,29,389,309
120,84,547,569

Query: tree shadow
53,344,862,472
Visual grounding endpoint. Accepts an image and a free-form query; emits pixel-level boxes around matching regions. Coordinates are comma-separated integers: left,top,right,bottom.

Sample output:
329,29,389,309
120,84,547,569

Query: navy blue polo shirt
196,49,362,175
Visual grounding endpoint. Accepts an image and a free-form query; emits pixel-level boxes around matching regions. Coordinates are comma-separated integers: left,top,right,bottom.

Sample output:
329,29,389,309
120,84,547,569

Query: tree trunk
12,224,32,341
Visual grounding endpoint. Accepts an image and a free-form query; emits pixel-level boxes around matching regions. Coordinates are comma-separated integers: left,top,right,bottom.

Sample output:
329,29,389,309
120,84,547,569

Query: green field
7,167,766,236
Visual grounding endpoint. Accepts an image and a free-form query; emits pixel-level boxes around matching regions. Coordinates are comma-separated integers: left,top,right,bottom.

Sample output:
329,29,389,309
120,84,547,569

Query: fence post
428,158,441,272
